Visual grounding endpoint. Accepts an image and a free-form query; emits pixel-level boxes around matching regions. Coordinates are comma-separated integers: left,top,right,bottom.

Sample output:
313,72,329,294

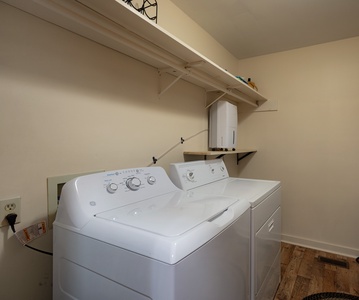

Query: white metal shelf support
158,69,187,97
158,61,206,98
205,91,227,109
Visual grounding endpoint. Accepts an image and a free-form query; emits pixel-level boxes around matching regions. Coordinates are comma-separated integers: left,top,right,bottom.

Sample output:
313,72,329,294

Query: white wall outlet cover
0,197,21,227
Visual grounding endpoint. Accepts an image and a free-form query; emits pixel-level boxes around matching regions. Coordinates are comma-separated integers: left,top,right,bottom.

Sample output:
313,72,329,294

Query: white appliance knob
126,177,141,191
147,176,156,185
186,171,195,181
106,183,118,194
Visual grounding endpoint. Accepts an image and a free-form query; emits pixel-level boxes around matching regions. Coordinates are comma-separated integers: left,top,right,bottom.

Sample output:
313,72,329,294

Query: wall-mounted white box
47,170,103,229
209,100,238,150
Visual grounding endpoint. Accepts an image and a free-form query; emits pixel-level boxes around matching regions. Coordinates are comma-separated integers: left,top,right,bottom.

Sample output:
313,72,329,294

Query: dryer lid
95,190,238,237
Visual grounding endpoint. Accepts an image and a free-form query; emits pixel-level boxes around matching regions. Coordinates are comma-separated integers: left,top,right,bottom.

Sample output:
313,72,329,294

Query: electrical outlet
0,197,21,227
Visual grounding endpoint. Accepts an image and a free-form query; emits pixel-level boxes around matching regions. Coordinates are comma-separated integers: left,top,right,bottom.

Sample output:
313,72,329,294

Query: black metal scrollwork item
123,0,158,23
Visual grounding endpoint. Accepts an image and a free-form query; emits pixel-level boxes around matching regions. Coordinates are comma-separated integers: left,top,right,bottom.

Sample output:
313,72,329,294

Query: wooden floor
274,243,359,300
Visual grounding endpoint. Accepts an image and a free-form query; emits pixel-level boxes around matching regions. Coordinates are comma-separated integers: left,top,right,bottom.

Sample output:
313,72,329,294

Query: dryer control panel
170,159,229,191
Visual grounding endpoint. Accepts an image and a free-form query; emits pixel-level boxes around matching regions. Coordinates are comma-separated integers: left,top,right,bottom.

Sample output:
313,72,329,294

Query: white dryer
53,166,250,300
170,159,281,300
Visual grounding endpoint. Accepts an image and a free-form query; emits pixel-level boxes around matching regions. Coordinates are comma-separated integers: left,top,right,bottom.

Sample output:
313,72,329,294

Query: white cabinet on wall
3,0,268,108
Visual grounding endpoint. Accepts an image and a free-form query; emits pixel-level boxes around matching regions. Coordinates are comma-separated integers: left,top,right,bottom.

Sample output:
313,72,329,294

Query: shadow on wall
2,4,205,118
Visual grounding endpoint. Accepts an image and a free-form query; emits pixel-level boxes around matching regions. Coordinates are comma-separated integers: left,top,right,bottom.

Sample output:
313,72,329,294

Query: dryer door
254,206,281,298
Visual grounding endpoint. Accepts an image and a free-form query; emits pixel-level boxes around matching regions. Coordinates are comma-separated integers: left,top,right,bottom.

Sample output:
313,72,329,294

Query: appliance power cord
5,213,53,256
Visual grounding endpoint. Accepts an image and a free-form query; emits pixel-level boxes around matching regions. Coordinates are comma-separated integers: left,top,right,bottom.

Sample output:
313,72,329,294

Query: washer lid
95,190,238,237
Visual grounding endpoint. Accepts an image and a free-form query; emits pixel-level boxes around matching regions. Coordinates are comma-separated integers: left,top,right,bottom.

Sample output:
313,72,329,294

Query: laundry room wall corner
235,37,359,257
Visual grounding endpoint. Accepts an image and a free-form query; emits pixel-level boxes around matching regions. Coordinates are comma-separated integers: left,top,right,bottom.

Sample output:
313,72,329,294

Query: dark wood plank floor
275,243,359,300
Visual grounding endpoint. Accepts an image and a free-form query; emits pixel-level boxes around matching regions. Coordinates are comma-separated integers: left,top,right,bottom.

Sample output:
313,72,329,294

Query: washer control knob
147,176,156,185
126,177,141,191
186,171,195,181
106,183,118,194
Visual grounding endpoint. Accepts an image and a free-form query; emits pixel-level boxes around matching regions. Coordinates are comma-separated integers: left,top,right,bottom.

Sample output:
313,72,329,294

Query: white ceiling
170,0,359,59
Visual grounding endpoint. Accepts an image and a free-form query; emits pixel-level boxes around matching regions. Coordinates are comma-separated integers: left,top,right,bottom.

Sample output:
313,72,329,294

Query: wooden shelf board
184,149,257,156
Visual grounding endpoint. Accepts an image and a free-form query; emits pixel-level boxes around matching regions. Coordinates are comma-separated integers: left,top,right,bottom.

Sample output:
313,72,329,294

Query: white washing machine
53,166,250,300
170,159,281,300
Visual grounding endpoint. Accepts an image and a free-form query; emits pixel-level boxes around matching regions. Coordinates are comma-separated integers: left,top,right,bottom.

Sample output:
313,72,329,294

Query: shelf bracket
237,151,255,164
203,151,254,163
186,60,206,68
158,70,186,97
205,91,227,109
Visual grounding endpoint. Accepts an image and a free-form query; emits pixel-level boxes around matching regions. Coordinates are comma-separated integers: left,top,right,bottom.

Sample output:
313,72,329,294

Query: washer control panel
58,167,180,223
102,168,162,195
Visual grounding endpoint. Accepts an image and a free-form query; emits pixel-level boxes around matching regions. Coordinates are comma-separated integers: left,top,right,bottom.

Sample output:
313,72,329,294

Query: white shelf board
3,0,268,107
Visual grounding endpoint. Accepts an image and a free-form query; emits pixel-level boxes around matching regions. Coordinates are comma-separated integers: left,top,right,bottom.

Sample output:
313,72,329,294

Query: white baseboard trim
281,234,359,258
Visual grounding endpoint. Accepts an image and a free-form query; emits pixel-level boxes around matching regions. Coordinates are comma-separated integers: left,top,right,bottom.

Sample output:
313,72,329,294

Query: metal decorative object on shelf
123,0,158,23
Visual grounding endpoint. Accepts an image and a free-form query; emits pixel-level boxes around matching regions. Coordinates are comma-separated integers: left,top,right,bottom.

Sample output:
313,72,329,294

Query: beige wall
1,1,359,299
0,3,212,299
158,0,239,74
237,37,359,256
